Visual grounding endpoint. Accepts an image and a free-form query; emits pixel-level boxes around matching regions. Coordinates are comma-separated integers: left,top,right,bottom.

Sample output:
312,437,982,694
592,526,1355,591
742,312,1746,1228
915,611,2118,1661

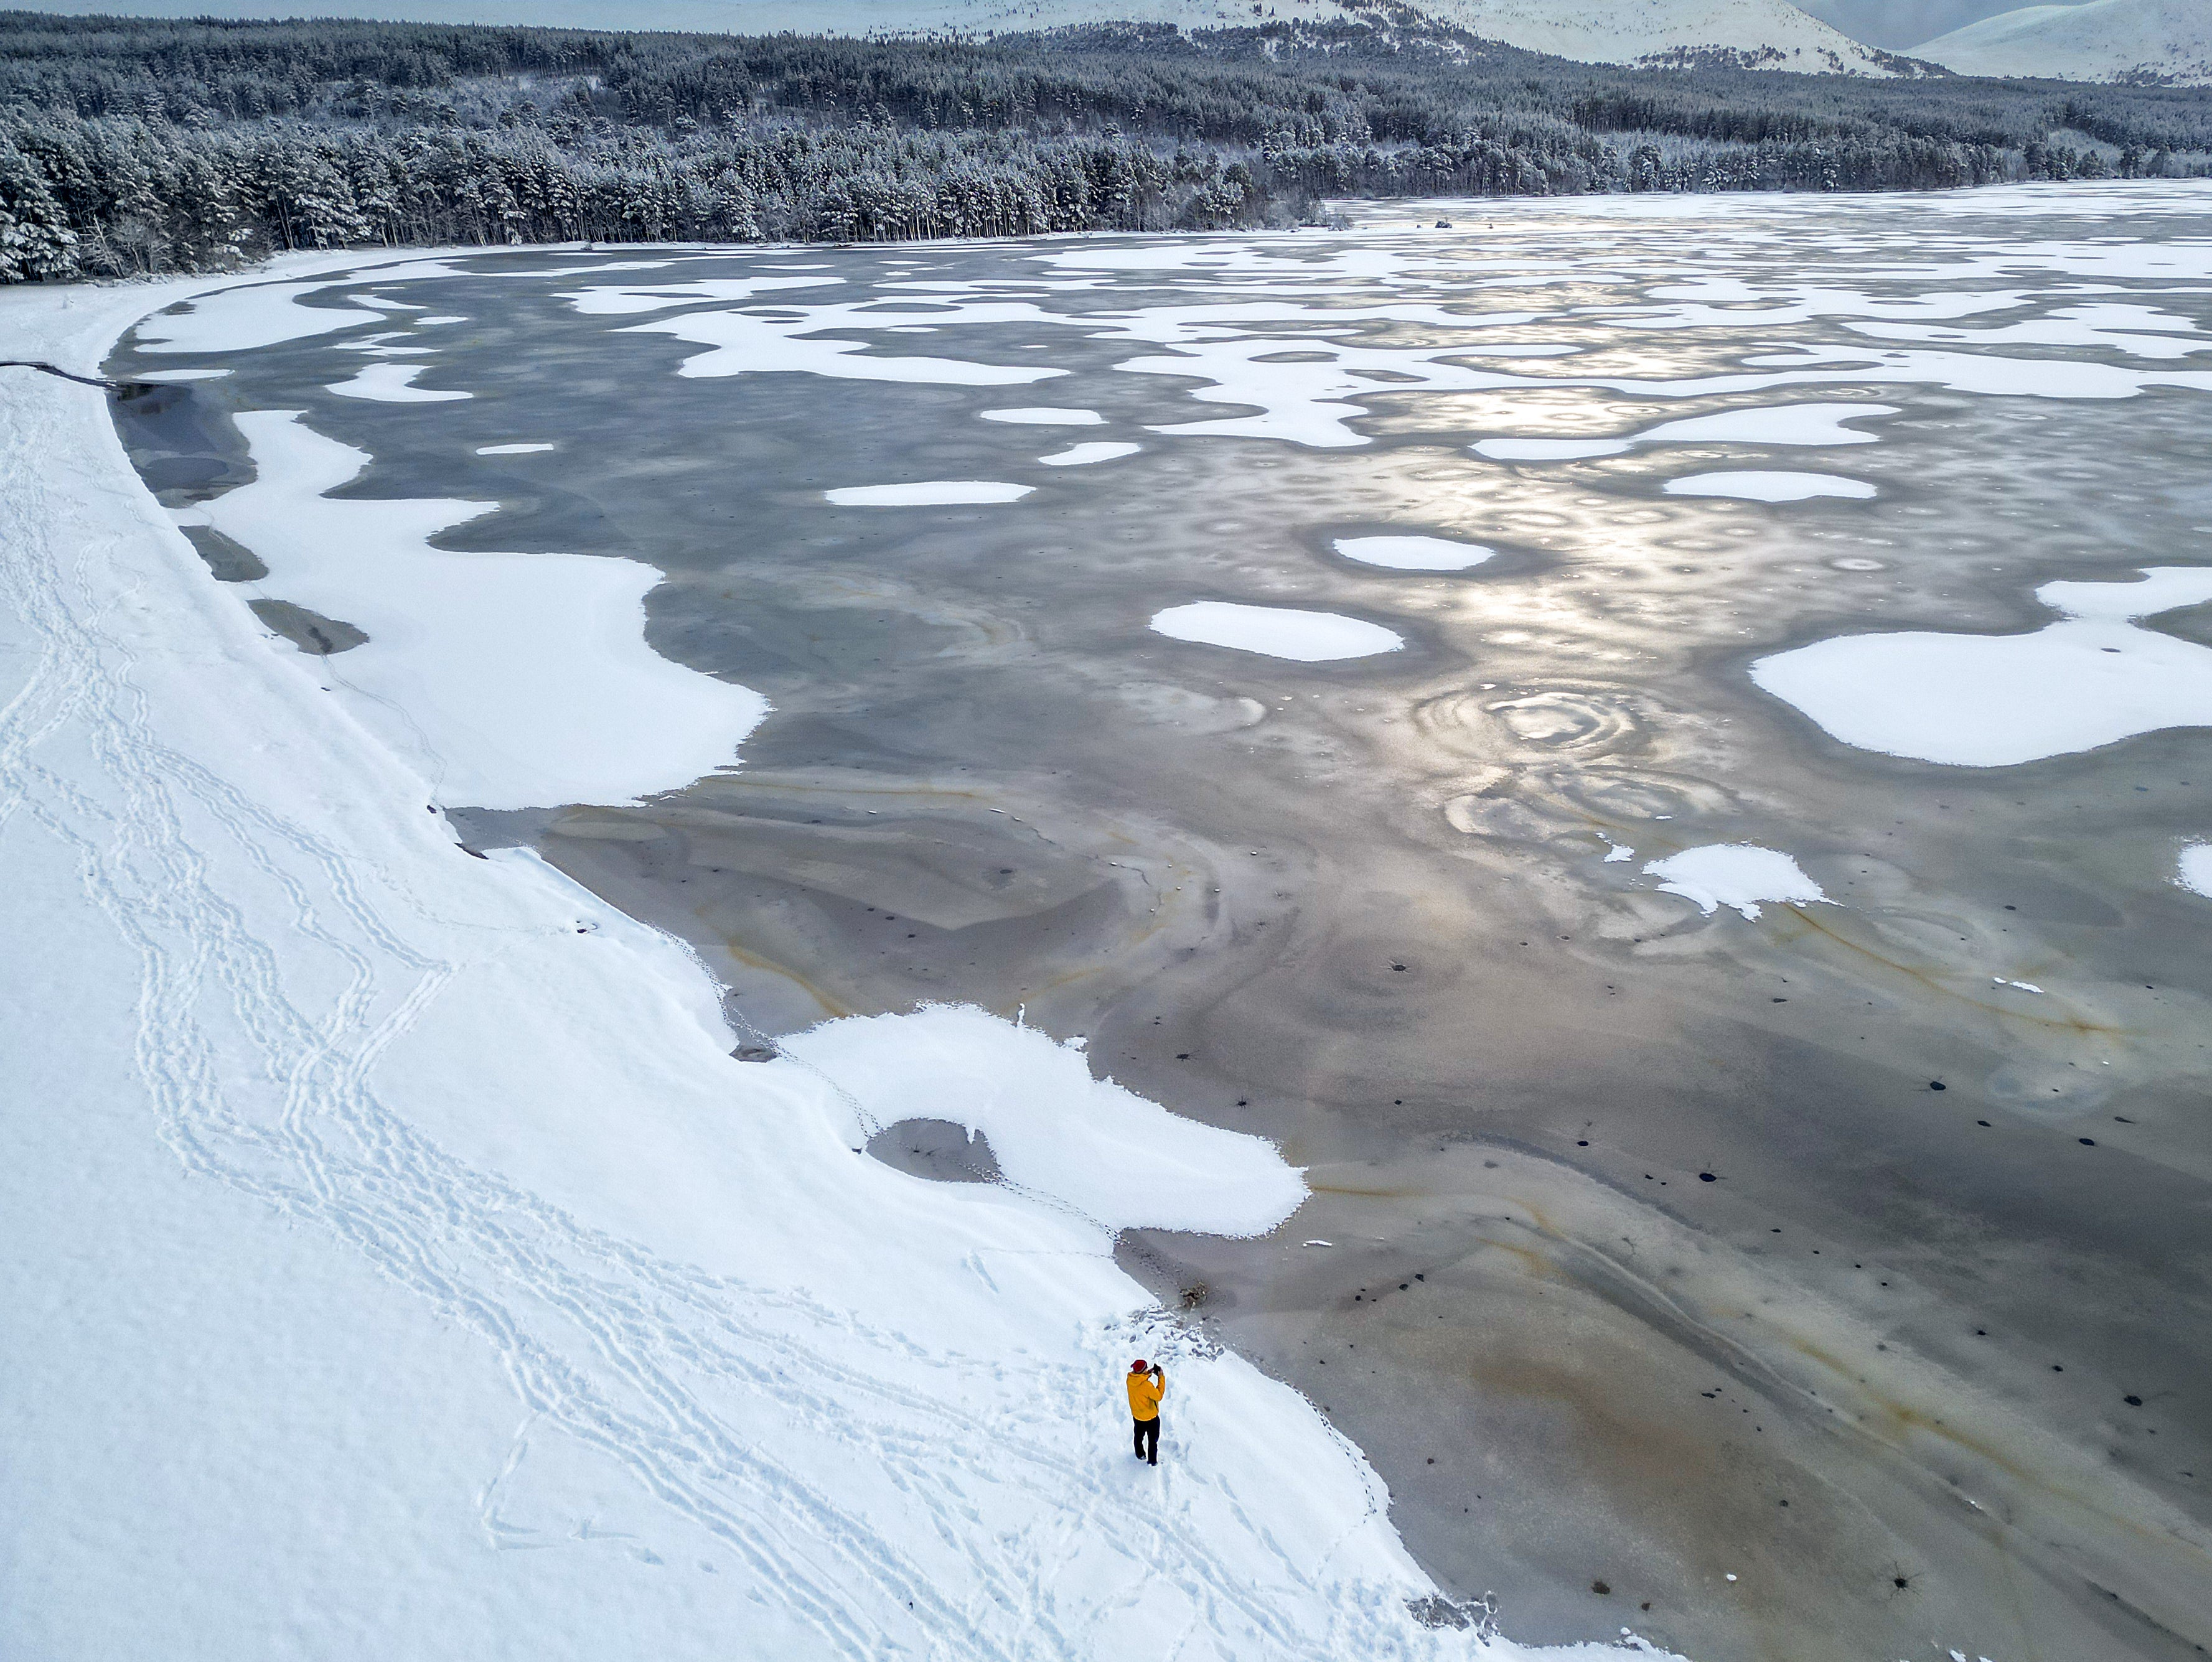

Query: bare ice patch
1664,472,1878,502
2178,844,2212,899
1644,844,1829,920
1151,602,1404,662
1752,566,2212,767
825,481,1033,506
980,406,1104,425
1333,535,1496,571
326,362,471,403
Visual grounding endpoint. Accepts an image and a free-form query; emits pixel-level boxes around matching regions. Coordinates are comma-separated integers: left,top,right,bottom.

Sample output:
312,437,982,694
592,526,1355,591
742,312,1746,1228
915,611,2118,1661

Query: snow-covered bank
0,259,1643,1660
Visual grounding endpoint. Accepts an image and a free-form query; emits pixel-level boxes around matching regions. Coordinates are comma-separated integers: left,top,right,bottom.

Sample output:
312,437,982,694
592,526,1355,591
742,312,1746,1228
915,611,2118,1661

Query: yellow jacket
1127,1370,1164,1420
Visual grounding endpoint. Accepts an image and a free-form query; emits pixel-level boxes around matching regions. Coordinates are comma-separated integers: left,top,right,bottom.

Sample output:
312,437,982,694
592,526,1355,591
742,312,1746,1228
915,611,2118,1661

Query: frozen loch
16,179,2212,1662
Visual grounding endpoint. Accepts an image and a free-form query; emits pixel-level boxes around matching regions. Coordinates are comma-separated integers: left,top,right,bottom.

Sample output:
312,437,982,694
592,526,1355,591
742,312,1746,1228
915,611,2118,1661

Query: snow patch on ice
1151,602,1404,661
203,410,764,808
621,305,1064,386
1643,844,1828,920
825,481,1033,506
1663,471,1877,502
980,406,1104,424
133,281,383,353
2178,843,2212,899
1752,566,2212,767
1038,441,1139,467
781,1006,1305,1237
1334,535,1496,571
560,276,841,315
326,362,471,403
1636,402,1897,447
1474,437,1631,460
1480,403,1897,463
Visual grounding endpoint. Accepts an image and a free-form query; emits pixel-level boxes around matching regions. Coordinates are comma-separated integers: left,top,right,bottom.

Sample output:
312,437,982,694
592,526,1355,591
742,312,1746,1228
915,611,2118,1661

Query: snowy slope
0,258,1672,1661
1914,0,2212,84
18,0,1911,73
1397,0,1913,70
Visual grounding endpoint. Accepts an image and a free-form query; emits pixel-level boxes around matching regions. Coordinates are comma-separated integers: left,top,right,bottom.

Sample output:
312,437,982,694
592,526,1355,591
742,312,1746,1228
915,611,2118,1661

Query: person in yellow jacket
1127,1358,1165,1465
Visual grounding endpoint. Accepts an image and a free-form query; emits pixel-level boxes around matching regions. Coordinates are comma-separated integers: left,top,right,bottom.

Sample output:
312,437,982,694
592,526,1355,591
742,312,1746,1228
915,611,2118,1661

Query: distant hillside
1404,0,1926,73
9,0,1928,75
1916,0,2211,85
2,11,2208,281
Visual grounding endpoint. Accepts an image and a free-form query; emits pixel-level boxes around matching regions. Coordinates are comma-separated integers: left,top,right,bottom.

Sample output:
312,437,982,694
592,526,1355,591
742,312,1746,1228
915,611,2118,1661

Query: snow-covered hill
19,0,1918,74
1913,0,2212,85
1396,0,1916,72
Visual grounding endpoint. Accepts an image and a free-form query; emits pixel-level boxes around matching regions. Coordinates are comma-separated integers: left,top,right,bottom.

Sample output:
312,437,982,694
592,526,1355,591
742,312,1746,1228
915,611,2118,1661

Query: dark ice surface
111,184,2212,1662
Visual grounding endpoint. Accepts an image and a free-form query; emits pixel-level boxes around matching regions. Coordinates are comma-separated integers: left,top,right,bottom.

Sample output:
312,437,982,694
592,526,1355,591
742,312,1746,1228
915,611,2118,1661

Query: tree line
3,11,2206,282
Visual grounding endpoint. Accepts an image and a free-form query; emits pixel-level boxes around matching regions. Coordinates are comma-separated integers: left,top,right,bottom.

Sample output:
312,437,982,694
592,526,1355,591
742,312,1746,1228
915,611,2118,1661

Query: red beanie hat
1130,1358,1148,1373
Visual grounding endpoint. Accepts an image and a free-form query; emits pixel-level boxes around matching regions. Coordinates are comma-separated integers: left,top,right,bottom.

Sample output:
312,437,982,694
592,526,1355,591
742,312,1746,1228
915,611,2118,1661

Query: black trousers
1133,1416,1159,1464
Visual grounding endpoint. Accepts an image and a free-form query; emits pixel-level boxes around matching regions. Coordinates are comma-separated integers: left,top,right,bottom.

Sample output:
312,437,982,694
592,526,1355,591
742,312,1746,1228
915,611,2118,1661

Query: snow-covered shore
0,257,1649,1660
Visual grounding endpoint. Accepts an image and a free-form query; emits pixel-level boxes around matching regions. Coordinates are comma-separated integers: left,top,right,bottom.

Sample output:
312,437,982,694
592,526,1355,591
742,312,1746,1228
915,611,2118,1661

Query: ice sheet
1151,602,1405,661
1662,472,1878,501
1643,845,1829,920
1333,535,1497,571
824,481,1033,505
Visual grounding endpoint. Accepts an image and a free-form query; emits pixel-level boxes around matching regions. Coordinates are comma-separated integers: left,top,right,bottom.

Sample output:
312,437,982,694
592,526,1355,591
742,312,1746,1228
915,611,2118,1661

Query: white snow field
1642,846,1830,920
1752,566,2212,767
1150,602,1407,661
1915,0,2212,86
1333,535,1498,571
0,259,1651,1662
